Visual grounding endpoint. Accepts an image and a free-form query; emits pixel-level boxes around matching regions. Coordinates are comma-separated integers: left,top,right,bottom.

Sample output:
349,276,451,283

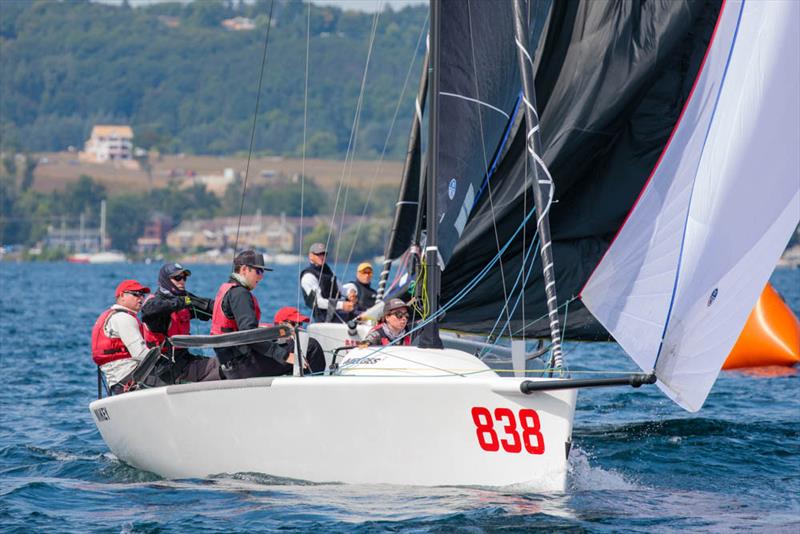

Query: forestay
582,0,800,411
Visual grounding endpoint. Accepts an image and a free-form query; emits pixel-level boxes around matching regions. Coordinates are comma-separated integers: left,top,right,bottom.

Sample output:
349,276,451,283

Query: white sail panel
581,2,742,373
582,0,800,411
654,0,800,411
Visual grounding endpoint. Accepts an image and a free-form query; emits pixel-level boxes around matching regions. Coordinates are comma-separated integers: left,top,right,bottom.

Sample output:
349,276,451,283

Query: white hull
90,347,577,489
67,251,127,264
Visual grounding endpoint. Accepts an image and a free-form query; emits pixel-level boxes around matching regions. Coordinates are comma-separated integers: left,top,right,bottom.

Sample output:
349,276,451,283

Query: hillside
0,0,427,159
32,151,404,195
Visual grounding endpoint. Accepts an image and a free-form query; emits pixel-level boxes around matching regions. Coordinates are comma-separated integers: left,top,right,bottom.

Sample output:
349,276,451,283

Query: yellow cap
357,262,373,273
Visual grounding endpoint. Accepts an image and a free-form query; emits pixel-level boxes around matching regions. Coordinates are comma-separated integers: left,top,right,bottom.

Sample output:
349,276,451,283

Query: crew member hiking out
141,262,220,384
300,242,354,323
211,250,301,379
91,280,154,394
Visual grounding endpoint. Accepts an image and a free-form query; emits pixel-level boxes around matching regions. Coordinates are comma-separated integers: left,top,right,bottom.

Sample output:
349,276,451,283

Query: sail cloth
433,0,524,266
582,0,800,411
437,0,725,339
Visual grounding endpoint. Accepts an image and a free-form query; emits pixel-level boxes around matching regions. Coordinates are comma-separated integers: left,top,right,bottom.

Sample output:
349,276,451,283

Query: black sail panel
434,0,521,267
439,0,723,339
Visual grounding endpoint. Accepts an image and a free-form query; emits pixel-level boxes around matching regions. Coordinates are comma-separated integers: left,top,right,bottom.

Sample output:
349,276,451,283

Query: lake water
1,262,798,532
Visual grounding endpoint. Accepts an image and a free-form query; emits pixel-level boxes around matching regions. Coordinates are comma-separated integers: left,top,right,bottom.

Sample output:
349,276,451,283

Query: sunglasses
125,291,146,298
252,267,264,275
171,274,189,282
313,252,327,257
391,312,409,320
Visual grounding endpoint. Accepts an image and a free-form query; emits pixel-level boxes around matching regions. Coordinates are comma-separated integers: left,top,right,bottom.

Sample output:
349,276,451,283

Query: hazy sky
97,0,426,12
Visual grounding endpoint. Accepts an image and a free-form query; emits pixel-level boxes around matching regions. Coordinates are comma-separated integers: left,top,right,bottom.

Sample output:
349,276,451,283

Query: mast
512,0,564,371
377,49,429,300
99,199,107,253
419,0,442,349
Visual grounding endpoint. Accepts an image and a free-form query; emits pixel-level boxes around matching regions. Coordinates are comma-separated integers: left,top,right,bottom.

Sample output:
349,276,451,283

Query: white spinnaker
582,0,800,412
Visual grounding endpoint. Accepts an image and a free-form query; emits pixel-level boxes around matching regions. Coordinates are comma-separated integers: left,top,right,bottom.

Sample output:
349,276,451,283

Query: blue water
1,262,798,532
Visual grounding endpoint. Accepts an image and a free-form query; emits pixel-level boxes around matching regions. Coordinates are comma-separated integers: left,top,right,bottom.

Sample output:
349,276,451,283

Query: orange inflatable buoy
723,282,800,369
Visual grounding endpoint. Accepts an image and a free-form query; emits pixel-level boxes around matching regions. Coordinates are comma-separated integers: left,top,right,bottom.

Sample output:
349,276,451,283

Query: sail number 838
470,407,545,454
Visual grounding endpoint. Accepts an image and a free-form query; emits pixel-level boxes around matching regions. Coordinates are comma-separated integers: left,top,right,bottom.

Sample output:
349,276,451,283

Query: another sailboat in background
67,200,126,264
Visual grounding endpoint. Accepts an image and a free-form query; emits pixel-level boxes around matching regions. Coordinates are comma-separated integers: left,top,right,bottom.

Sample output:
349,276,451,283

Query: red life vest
368,323,411,346
143,306,191,351
91,308,143,365
210,282,261,334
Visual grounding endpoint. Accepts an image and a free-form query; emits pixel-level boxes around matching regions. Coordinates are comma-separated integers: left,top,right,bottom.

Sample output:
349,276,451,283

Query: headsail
582,0,800,411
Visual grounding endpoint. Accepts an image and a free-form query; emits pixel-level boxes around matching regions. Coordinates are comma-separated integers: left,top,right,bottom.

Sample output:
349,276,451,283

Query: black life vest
352,280,377,312
300,263,340,321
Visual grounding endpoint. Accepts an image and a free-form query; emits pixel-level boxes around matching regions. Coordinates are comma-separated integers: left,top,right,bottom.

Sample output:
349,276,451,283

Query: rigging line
407,199,541,338
232,0,275,260
513,295,578,337
439,92,510,119
297,2,311,313
343,12,429,268
466,0,514,340
325,4,383,272
480,232,541,357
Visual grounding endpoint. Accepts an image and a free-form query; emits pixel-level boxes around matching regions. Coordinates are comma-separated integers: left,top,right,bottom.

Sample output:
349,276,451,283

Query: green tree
107,193,149,251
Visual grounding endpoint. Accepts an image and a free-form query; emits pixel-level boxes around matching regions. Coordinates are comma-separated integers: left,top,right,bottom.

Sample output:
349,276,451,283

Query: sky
96,0,426,12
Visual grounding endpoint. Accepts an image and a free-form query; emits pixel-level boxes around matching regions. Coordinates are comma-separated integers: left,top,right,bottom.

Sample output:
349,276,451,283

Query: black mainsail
423,0,723,340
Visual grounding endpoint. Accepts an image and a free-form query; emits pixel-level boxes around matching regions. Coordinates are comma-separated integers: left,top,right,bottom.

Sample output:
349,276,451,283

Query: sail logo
453,183,475,237
707,288,719,307
448,178,457,200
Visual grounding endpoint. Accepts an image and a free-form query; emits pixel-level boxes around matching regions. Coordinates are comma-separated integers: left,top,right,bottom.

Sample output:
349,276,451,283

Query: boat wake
566,447,637,492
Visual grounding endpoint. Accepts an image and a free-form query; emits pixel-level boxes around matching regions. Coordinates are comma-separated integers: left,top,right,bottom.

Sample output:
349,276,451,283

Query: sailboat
90,0,799,488
67,200,127,264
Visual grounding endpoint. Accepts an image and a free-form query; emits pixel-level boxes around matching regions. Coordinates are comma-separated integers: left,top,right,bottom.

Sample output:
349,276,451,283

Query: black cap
233,250,273,271
161,262,191,278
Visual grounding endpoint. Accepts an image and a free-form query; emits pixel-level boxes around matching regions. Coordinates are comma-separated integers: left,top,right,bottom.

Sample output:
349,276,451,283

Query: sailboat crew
91,280,153,394
342,262,377,317
141,263,221,384
300,242,354,322
210,250,299,379
361,298,412,347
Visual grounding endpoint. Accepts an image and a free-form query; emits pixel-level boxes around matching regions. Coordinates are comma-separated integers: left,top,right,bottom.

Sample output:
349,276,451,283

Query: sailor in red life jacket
91,279,152,394
360,298,413,347
141,262,220,384
210,250,297,379
272,306,326,373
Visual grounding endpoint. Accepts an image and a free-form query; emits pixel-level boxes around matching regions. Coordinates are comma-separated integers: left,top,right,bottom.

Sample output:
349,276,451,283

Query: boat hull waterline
90,348,577,489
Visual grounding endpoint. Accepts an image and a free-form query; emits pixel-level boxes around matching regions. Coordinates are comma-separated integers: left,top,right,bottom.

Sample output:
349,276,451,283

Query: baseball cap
384,298,408,315
233,250,273,271
357,262,373,273
115,279,151,298
273,306,310,325
161,262,191,278
309,242,327,255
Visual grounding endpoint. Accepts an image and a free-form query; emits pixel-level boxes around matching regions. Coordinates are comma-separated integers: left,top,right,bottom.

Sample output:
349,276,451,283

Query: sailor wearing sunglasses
210,250,296,379
91,279,153,394
141,262,220,384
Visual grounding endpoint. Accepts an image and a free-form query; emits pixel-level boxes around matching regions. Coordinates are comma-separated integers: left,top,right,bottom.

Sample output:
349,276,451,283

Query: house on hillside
165,213,295,253
136,213,173,254
79,125,138,168
222,17,256,31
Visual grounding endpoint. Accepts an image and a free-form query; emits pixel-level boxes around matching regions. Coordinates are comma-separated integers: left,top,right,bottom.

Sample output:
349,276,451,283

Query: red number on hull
470,407,545,455
519,409,545,454
494,408,522,453
470,407,499,451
